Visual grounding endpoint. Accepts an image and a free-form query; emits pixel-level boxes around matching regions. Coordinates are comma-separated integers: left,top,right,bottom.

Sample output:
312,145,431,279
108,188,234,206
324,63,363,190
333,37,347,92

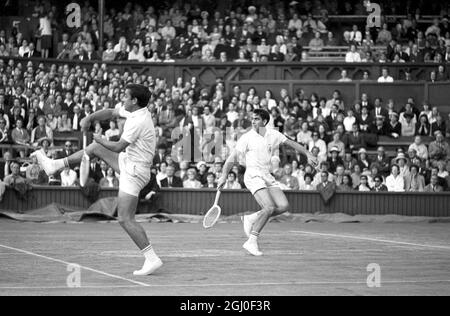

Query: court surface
0,220,449,296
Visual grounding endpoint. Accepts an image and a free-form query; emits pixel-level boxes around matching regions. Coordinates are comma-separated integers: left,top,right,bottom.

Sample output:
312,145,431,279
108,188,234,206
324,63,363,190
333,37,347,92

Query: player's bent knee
277,202,289,214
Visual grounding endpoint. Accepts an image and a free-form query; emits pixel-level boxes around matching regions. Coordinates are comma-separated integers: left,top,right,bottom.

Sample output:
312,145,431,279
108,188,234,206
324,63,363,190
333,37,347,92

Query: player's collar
129,107,148,118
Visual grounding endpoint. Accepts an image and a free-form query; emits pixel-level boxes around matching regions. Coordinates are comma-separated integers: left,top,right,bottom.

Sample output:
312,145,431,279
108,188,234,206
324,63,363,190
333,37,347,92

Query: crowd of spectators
1,54,450,195
0,1,449,64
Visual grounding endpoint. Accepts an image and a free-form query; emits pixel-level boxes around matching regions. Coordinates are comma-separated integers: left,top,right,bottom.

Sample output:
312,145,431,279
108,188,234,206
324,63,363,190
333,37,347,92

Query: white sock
249,231,259,243
142,245,158,261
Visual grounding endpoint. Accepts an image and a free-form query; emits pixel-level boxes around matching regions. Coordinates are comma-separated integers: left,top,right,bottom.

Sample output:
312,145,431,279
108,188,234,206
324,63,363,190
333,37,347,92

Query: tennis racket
202,190,222,229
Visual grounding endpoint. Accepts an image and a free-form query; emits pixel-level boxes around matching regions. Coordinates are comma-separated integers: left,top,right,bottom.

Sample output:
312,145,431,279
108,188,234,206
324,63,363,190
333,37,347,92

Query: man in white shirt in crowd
345,44,361,62
386,164,405,192
378,68,394,83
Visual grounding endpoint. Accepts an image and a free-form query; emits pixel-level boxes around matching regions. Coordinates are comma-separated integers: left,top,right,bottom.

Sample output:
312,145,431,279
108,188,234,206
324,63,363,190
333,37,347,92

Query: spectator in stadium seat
401,113,416,136
31,116,53,147
445,113,450,138
308,32,325,51
60,166,78,187
386,112,402,138
161,165,183,188
338,70,352,82
308,131,327,162
386,165,405,192
429,130,450,166
357,175,371,192
280,163,299,190
424,175,444,192
344,123,366,151
183,168,202,189
3,161,27,187
325,32,339,46
376,23,392,45
345,44,361,62
223,171,242,190
299,173,315,191
431,115,446,136
378,68,394,83
203,172,217,189
11,118,30,155
99,166,120,188
405,164,426,192
415,114,431,136
372,175,388,192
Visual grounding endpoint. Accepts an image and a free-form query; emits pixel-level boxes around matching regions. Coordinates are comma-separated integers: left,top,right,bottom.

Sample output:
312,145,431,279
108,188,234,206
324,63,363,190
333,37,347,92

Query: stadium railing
1,187,449,217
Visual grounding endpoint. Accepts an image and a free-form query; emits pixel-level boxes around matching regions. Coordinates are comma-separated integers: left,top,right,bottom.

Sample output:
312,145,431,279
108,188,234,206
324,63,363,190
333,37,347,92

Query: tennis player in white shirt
31,84,162,276
217,109,318,256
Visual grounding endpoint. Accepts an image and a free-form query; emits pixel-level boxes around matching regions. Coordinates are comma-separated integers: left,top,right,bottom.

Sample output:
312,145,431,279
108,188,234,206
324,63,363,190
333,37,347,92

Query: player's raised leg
116,191,162,276
31,141,120,176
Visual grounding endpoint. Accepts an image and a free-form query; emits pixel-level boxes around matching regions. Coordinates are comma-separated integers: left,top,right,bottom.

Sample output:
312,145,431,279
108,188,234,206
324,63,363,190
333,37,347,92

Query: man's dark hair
253,109,270,125
126,84,151,108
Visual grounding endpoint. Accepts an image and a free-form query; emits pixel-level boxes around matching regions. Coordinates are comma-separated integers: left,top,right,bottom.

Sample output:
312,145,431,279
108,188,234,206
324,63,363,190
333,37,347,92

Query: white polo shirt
235,128,287,175
120,107,155,166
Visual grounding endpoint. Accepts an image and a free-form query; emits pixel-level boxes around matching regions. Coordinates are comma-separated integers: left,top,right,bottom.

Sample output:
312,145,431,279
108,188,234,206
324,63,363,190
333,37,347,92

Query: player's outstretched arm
284,138,318,167
217,150,238,190
93,134,130,153
80,109,124,132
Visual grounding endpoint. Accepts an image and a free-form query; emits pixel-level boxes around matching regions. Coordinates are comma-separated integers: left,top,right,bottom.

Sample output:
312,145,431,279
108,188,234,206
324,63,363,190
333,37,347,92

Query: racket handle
214,189,221,206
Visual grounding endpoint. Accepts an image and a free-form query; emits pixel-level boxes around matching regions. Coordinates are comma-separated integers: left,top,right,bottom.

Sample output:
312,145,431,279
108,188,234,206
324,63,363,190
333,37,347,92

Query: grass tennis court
0,220,449,296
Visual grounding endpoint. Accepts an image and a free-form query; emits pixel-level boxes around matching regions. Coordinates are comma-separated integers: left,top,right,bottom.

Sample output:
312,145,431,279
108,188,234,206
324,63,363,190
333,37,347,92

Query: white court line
1,279,450,290
0,244,150,287
290,231,450,250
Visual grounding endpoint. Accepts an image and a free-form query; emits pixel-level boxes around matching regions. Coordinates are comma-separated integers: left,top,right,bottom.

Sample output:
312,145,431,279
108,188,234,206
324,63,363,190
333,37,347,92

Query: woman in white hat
357,148,371,170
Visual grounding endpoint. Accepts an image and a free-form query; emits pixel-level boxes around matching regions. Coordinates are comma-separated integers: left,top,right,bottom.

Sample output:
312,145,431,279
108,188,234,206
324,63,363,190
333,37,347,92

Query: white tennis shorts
244,171,280,195
118,152,151,197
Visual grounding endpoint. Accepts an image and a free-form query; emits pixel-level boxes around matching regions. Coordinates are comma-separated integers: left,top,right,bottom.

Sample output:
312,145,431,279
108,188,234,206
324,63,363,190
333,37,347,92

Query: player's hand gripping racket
202,189,222,229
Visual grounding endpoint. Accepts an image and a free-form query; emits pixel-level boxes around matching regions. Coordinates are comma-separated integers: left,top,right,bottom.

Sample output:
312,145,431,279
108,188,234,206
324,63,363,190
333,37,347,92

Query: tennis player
217,109,317,256
31,84,162,276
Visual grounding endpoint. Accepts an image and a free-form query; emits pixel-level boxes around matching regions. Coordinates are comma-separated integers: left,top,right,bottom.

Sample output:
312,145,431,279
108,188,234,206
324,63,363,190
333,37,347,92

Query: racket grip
214,190,221,206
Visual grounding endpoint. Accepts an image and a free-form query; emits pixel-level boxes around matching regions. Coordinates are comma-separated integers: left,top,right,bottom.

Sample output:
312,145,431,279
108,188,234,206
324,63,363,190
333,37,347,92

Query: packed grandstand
0,0,449,196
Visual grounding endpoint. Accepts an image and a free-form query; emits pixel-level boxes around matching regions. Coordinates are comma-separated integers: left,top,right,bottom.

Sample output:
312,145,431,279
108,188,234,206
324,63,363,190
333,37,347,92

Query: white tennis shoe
243,240,263,256
30,150,58,176
133,257,163,276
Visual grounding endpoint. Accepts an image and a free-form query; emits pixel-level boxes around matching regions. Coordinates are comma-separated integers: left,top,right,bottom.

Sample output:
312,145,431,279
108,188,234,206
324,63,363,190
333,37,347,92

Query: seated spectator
183,168,202,189
223,171,242,189
3,161,27,186
338,70,352,82
299,173,315,191
357,175,372,192
60,166,78,187
105,120,120,141
429,131,450,166
57,112,72,132
308,131,327,162
160,165,182,188
99,167,120,188
128,43,145,62
424,175,444,192
345,44,361,62
378,68,394,83
386,165,405,192
415,114,431,136
31,116,53,146
401,113,416,136
371,174,388,192
280,163,299,190
431,115,446,136
203,172,217,189
308,32,325,51
386,112,402,139
11,118,30,157
337,174,354,191
405,165,426,192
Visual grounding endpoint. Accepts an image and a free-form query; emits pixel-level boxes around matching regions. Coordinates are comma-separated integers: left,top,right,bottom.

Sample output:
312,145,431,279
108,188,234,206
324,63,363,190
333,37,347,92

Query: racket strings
203,206,221,228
